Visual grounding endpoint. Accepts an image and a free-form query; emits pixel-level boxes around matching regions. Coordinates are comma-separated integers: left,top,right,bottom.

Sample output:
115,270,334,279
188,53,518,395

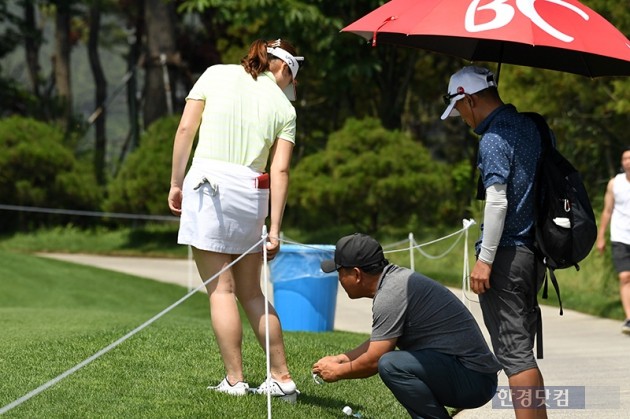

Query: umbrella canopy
342,0,630,77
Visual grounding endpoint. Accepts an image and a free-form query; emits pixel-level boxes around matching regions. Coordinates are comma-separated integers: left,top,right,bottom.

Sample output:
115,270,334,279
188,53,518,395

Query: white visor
267,46,304,101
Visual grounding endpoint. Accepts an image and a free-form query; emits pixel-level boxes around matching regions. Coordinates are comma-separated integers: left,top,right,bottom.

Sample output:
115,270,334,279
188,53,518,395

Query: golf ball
312,373,324,384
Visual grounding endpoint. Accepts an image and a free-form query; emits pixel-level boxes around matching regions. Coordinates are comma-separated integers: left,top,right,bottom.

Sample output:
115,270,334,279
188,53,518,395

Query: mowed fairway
0,251,408,418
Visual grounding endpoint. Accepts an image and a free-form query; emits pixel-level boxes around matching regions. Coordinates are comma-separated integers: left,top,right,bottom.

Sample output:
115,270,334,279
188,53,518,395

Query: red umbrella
341,0,630,78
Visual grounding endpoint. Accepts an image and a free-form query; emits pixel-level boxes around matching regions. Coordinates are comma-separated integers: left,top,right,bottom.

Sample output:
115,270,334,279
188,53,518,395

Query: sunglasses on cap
442,92,457,106
442,91,468,106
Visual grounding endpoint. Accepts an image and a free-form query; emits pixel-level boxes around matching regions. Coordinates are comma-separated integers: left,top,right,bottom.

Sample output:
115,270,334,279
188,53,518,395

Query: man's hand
312,339,394,382
315,355,344,365
470,259,492,294
312,357,343,383
596,237,606,255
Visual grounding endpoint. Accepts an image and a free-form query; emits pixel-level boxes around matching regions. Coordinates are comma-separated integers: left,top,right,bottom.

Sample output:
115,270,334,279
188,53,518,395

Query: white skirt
178,158,269,254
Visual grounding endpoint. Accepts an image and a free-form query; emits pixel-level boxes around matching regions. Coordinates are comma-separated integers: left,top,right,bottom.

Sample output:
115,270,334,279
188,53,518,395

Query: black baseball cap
321,233,388,273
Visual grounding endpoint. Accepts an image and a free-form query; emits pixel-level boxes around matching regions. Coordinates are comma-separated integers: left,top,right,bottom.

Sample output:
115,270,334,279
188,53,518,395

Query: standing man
441,66,547,419
596,147,630,334
312,233,501,419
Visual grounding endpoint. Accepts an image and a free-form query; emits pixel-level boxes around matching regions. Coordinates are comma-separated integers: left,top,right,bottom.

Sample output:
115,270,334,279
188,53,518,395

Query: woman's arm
168,100,204,216
265,138,294,259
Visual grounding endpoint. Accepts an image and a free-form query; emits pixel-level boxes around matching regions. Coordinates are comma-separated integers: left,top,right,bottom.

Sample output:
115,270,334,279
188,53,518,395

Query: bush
104,116,183,217
0,116,102,232
285,117,457,236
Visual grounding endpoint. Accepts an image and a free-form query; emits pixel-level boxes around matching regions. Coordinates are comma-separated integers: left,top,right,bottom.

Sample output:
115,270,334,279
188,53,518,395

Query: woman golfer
168,38,303,401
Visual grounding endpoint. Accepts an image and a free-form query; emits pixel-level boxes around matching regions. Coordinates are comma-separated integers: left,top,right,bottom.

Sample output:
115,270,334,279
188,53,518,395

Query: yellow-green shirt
186,64,296,172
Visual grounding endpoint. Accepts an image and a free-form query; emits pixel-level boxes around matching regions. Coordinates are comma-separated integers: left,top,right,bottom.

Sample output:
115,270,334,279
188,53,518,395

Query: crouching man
312,233,501,419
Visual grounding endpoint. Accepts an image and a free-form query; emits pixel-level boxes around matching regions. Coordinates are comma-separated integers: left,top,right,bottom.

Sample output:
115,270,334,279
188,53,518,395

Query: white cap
440,66,496,120
342,406,353,416
267,45,304,101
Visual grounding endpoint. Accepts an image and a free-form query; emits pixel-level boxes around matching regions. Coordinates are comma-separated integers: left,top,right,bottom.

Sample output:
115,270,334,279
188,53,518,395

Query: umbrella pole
496,61,502,86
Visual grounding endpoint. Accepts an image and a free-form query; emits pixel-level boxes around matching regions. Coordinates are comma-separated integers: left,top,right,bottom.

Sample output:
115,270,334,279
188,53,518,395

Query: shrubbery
103,116,183,217
0,116,102,232
286,117,460,237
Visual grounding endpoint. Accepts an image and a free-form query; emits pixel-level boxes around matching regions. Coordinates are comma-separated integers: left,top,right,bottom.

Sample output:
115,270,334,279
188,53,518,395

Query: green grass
1,225,623,417
0,250,411,418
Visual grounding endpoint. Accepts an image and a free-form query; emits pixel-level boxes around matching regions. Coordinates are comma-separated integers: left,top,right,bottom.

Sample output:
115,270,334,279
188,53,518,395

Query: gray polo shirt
372,264,502,374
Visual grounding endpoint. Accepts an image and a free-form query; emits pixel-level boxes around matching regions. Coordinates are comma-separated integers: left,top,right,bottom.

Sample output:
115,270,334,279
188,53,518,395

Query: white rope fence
0,204,178,222
0,204,479,417
377,219,478,308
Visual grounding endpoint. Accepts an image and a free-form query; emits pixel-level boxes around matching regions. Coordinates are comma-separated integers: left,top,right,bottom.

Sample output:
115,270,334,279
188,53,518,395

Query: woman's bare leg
193,247,244,384
232,253,292,382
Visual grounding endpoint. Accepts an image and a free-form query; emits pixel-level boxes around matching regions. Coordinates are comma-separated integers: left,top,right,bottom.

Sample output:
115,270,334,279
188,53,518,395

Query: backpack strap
526,111,552,244
537,264,564,359
536,305,543,359
525,112,553,151
534,259,545,359
547,266,564,316
525,112,553,360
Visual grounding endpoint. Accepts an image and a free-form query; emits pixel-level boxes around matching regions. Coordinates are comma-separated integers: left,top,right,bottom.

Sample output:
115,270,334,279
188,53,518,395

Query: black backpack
527,112,597,316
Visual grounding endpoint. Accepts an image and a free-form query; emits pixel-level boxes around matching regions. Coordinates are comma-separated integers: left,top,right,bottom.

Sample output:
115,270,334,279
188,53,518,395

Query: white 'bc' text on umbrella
465,0,589,43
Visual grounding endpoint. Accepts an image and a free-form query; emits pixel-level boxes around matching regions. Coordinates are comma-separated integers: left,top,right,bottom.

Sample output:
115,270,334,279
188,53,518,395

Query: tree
0,2,37,117
121,0,143,151
1,1,75,122
22,0,43,97
52,0,74,133
87,0,107,185
142,0,178,128
0,3,22,61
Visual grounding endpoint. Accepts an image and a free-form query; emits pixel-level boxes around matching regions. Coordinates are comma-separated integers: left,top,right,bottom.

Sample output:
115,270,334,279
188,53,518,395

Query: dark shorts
612,242,630,274
479,246,544,377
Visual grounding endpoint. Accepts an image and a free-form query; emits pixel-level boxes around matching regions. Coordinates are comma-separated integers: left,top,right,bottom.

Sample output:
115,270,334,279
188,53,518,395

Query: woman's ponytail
241,39,270,80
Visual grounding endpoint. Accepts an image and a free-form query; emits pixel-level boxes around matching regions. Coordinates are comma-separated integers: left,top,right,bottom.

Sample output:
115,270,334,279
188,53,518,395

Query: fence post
408,232,415,271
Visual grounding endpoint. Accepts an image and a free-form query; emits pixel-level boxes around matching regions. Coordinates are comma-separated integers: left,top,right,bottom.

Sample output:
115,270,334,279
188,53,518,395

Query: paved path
39,253,630,418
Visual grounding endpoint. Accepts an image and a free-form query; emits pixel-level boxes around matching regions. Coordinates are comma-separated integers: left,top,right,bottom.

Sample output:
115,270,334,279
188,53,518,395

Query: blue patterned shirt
475,104,541,248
